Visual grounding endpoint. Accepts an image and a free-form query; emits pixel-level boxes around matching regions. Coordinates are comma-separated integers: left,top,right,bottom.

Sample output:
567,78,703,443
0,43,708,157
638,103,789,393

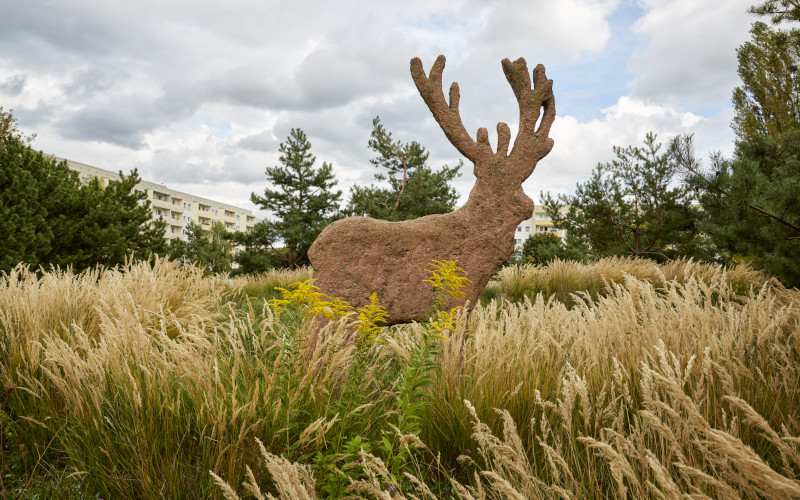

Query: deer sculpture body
308,55,555,325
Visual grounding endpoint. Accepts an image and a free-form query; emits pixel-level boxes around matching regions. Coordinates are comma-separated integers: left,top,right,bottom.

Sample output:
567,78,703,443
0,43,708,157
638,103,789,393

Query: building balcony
152,198,173,210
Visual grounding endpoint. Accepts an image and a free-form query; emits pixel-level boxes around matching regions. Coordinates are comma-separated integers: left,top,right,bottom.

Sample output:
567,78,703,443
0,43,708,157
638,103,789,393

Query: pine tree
1,107,167,273
673,133,800,286
732,21,800,139
46,170,167,270
542,133,708,261
0,109,68,270
346,117,461,221
748,0,800,24
184,220,232,274
226,221,282,275
251,128,342,269
668,2,800,287
520,232,589,265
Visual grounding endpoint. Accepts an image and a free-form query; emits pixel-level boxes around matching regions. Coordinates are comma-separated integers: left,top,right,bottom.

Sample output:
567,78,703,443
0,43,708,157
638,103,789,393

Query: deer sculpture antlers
308,55,555,325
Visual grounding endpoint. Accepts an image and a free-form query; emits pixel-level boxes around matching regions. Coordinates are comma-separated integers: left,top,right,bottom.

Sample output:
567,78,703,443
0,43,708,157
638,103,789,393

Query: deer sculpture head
308,55,555,325
410,55,555,220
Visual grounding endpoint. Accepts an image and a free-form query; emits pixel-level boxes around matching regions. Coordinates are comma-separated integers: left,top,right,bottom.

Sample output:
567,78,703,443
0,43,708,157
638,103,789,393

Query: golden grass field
1,257,798,499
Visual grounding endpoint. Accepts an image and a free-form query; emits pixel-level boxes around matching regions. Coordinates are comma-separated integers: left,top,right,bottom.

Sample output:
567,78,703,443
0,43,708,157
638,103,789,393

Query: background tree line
523,1,799,287
202,119,461,274
0,109,459,276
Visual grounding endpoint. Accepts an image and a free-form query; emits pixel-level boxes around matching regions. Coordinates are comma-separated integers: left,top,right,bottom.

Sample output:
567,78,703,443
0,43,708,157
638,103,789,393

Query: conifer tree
251,128,341,269
542,133,708,261
520,232,589,265
346,117,461,221
672,133,800,286
184,220,233,274
732,21,800,139
669,2,800,287
226,220,282,275
0,108,66,270
1,107,167,272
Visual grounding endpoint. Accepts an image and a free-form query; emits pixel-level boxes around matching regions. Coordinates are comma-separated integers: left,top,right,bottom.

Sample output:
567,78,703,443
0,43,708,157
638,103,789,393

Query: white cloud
525,96,723,201
472,0,621,61
629,0,753,107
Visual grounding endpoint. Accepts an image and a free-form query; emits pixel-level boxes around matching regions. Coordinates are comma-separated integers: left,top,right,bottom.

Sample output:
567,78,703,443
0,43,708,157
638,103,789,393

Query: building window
516,227,521,232
525,226,530,232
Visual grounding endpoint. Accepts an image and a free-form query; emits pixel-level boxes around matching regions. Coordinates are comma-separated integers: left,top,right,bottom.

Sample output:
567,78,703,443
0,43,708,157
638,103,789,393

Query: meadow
1,257,799,499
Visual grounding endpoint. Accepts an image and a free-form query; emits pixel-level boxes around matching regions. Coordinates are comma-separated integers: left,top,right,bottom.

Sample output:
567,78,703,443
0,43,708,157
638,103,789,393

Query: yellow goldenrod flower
355,292,389,342
268,279,353,320
423,260,472,300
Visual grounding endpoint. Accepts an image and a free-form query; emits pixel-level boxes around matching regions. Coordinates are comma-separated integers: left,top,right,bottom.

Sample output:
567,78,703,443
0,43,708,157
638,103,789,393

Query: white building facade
514,205,568,249
63,159,258,243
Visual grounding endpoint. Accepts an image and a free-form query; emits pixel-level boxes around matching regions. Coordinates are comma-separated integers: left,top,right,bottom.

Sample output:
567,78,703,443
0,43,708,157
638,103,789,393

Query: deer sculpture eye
308,55,556,326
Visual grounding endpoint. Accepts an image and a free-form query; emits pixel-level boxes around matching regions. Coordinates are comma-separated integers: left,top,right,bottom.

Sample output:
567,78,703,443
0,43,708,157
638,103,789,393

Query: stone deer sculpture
308,55,555,325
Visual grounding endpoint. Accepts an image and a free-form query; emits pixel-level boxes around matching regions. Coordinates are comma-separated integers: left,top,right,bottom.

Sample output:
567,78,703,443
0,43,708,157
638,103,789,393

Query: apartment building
63,159,258,243
514,205,568,248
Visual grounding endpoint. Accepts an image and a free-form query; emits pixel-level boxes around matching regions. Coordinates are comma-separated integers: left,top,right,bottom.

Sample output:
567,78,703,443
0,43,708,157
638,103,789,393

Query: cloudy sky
1,0,755,219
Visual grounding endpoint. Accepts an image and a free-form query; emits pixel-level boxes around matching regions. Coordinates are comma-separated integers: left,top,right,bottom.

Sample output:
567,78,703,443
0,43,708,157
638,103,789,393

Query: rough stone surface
308,55,556,325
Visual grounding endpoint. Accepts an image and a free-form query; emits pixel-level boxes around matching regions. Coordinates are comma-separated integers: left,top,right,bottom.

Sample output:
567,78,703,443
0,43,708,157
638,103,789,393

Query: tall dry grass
1,259,393,497
2,257,799,498
225,267,314,301
425,261,800,498
491,257,772,307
